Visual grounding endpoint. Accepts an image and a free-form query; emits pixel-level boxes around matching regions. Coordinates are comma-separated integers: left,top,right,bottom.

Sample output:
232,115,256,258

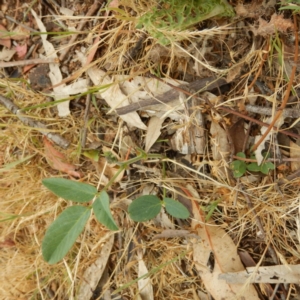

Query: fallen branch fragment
0,58,58,68
0,94,69,148
116,77,227,115
245,104,300,118
219,106,300,140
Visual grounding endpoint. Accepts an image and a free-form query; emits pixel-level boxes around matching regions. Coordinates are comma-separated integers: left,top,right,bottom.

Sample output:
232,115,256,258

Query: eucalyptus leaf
163,198,189,219
42,206,91,264
92,191,118,231
42,178,97,202
128,195,162,222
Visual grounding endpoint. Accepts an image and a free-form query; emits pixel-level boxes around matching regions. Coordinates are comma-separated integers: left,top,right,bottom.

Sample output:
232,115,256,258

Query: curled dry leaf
43,137,81,178
251,13,294,37
77,234,114,299
145,116,164,152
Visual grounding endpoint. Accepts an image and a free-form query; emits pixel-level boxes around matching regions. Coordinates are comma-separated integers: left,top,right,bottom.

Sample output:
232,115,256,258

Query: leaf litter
1,0,300,299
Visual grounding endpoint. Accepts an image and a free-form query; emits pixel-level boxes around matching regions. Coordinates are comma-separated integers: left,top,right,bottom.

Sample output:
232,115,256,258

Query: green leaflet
42,206,91,264
42,178,97,202
163,198,189,219
93,191,119,231
128,195,162,222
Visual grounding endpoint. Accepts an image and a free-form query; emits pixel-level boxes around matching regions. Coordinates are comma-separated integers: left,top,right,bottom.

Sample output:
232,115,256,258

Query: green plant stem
104,152,165,190
162,160,166,198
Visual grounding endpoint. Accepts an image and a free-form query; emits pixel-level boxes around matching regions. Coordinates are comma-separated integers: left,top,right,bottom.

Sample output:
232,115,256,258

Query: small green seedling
136,0,234,45
42,149,189,264
201,199,222,221
231,152,275,178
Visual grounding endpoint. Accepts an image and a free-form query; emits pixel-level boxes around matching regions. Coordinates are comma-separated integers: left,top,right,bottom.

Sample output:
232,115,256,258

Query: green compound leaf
163,198,190,219
128,195,162,222
42,206,91,264
92,191,118,231
42,178,97,202
260,161,275,174
247,162,260,172
231,160,246,178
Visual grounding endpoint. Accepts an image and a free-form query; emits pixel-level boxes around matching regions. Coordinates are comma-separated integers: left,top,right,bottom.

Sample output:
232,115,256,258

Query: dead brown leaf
43,137,81,178
290,140,300,172
251,13,294,36
228,118,245,154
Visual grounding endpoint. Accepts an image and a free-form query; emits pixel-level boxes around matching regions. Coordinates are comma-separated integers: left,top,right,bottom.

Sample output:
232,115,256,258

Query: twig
0,58,58,68
252,14,298,151
0,94,69,149
5,15,38,33
81,87,91,148
218,106,300,140
245,104,300,119
232,155,300,163
59,0,102,61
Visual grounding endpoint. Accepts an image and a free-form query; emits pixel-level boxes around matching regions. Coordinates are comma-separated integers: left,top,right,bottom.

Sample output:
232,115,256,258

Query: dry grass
1,0,300,299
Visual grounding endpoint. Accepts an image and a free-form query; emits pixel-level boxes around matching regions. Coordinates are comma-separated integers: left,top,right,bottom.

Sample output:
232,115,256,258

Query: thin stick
232,156,300,163
5,15,38,33
0,58,58,68
81,88,91,148
219,106,300,140
245,104,300,119
0,94,69,149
